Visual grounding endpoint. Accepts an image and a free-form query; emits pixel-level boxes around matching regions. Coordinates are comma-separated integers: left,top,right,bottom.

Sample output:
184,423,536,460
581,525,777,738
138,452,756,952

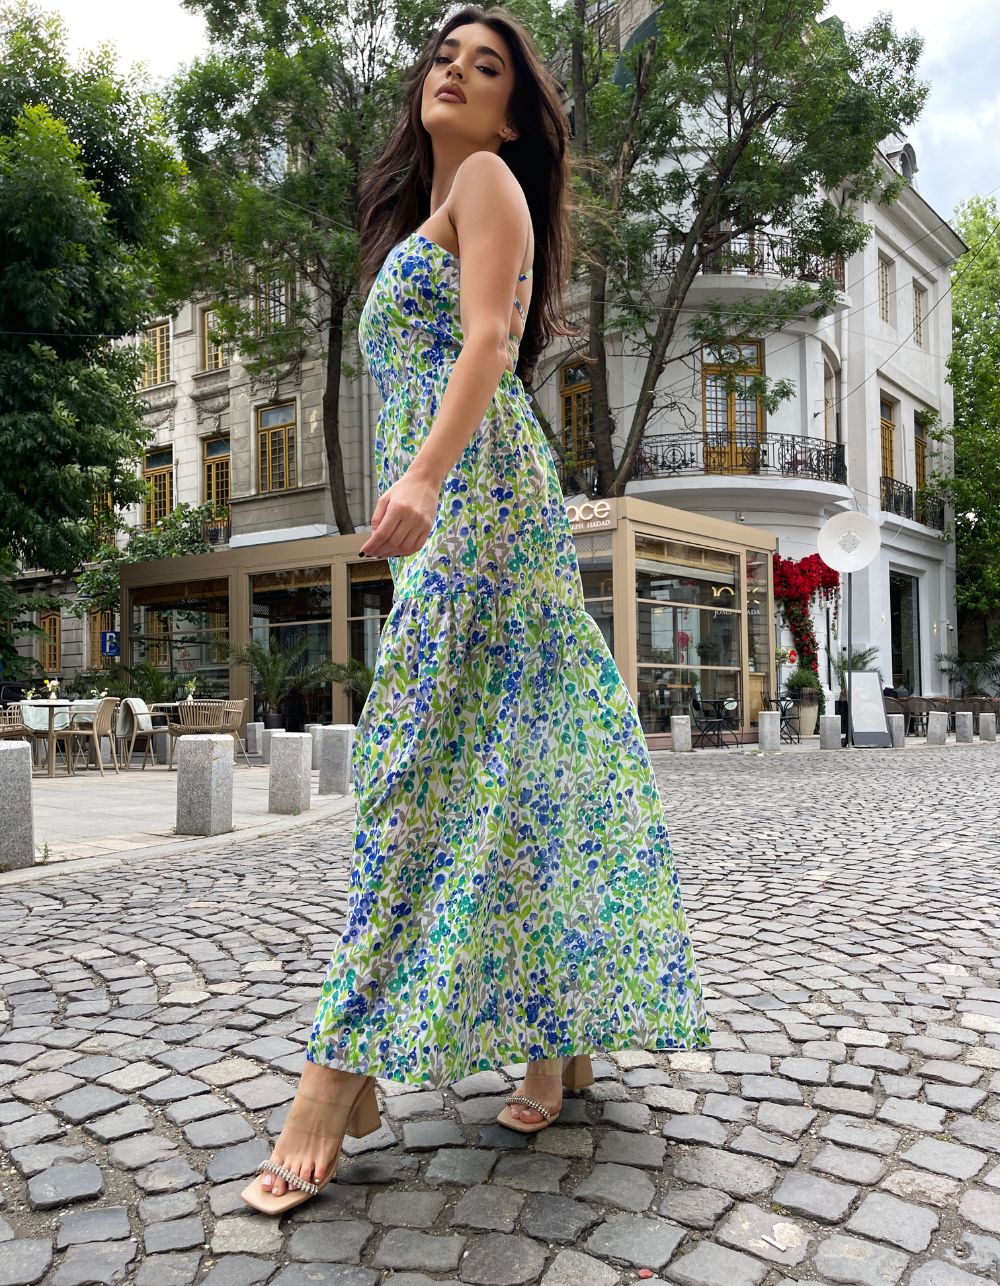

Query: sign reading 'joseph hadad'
566,498,615,532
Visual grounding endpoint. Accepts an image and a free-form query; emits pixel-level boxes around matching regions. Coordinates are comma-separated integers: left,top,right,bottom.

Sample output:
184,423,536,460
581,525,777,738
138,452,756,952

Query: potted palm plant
227,637,336,728
785,667,824,736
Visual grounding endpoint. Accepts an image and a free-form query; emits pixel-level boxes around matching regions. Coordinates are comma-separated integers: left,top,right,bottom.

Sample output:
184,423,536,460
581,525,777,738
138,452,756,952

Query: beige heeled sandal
496,1055,595,1134
240,1075,381,1215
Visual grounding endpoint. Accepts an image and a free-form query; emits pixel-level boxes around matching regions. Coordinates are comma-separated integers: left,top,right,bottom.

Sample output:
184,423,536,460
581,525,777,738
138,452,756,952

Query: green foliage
926,196,1000,631
0,551,63,680
785,665,826,715
327,657,374,701
514,0,928,494
164,0,446,534
832,644,883,690
226,635,335,713
73,503,217,618
936,650,1000,697
0,5,183,576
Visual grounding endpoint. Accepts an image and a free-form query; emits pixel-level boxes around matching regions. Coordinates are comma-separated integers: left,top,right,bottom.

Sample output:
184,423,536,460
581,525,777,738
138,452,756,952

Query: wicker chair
0,703,31,743
117,697,160,770
220,698,251,766
69,697,120,775
167,700,226,769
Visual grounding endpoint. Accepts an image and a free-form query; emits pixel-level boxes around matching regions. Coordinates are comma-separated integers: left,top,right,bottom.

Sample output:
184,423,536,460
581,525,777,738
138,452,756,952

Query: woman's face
421,22,518,151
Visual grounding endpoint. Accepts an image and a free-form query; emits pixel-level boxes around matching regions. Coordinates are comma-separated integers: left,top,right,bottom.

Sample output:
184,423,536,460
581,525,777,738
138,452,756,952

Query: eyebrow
440,36,507,68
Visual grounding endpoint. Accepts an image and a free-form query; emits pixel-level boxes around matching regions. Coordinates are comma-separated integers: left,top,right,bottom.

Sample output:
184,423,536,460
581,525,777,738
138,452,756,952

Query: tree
72,503,218,619
515,0,927,496
165,0,445,535
0,3,181,574
925,196,1000,645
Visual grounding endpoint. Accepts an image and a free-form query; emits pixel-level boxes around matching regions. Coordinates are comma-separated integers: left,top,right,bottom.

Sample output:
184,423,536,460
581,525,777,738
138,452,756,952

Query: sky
31,0,1000,226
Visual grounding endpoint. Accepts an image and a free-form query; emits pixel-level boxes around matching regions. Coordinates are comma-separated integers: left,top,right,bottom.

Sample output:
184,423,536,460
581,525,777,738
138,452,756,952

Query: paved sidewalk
29,768,348,865
1,744,1000,1286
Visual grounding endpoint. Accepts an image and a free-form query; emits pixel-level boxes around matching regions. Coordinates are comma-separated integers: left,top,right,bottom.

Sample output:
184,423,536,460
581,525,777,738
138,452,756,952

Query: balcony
648,230,845,289
203,516,232,546
631,433,847,485
881,477,945,531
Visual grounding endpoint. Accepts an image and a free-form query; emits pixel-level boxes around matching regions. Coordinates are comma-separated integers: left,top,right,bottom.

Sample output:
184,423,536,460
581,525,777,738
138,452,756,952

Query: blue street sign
101,631,120,657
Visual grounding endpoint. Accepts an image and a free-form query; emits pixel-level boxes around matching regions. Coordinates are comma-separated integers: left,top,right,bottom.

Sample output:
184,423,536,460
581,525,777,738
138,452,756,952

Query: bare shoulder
450,151,530,231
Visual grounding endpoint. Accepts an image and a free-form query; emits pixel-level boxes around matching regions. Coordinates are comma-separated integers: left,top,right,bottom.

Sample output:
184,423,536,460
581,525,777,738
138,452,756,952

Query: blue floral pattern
307,233,708,1086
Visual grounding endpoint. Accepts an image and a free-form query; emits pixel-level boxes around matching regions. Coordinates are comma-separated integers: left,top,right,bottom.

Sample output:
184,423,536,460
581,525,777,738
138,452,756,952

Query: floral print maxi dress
307,233,708,1086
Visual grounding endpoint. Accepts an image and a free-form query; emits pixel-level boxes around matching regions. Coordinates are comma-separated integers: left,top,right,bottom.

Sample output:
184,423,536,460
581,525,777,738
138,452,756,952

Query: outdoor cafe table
22,699,73,778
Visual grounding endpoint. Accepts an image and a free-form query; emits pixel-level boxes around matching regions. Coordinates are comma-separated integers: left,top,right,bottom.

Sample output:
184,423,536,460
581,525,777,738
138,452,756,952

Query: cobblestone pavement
3,744,1000,1286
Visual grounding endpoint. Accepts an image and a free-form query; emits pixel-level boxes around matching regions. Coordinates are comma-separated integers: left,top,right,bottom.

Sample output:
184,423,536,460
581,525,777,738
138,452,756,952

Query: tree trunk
322,295,355,535
588,268,616,495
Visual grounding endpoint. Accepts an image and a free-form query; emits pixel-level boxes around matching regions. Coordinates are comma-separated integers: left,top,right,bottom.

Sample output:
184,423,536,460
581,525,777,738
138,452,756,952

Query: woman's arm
359,152,531,559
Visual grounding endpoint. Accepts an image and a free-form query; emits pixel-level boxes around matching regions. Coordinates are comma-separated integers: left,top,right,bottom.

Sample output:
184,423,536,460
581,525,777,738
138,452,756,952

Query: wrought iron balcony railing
918,495,945,531
202,517,231,546
881,476,913,520
648,230,845,289
629,433,847,485
881,478,946,531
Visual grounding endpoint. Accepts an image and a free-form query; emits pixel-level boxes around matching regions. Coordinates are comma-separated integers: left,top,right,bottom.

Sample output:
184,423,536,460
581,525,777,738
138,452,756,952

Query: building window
702,342,763,473
89,610,116,669
144,446,174,529
912,284,925,348
258,403,296,493
561,362,595,478
204,308,231,371
878,258,892,324
914,416,927,491
880,400,895,480
348,560,395,722
142,322,170,388
256,273,291,334
204,437,231,511
251,567,332,725
40,611,60,674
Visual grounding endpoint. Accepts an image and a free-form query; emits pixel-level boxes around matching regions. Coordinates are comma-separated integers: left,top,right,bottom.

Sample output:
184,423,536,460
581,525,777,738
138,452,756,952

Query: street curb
0,793,356,888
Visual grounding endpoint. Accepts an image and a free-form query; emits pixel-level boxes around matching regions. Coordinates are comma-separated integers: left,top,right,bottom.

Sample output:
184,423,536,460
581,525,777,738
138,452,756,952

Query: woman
242,5,707,1214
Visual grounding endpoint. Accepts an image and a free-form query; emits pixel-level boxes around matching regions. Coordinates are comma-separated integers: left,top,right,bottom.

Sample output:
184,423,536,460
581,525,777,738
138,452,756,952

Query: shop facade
120,496,775,746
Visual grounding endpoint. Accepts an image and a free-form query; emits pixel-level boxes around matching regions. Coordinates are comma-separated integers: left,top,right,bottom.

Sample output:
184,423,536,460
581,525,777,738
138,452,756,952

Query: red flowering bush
773,553,840,675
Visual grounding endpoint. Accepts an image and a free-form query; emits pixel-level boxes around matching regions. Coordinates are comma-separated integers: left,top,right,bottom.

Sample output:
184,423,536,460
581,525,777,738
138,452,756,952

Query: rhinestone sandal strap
257,1159,320,1196
505,1094,552,1121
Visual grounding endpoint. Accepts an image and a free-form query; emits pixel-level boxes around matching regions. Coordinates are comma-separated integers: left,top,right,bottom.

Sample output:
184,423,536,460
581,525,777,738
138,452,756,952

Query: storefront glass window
250,567,332,727
131,578,229,694
348,560,395,721
634,534,742,734
575,533,613,652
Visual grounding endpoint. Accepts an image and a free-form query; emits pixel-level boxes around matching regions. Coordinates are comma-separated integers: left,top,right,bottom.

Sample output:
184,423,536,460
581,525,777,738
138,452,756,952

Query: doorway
889,572,921,694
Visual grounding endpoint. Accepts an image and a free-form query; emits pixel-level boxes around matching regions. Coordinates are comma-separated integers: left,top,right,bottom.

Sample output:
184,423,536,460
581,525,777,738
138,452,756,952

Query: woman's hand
359,467,442,559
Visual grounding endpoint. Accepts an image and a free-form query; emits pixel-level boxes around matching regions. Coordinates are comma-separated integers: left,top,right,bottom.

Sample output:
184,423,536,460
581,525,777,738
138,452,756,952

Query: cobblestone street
3,743,1000,1286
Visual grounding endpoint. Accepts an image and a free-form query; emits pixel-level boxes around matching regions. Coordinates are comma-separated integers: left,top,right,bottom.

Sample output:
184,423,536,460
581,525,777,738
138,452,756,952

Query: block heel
345,1078,382,1138
561,1055,595,1090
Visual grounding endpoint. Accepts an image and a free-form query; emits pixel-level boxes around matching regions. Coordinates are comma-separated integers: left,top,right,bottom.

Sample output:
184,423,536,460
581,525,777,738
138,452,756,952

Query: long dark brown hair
358,6,571,382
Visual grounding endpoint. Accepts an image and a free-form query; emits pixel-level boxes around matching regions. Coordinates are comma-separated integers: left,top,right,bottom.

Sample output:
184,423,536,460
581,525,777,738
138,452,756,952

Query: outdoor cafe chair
167,700,226,769
117,697,159,770
0,703,31,744
221,698,251,766
69,697,120,775
762,694,799,744
902,696,930,737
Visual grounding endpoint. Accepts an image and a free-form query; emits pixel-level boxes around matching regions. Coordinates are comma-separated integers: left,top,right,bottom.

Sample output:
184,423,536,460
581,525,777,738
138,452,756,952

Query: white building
531,138,963,704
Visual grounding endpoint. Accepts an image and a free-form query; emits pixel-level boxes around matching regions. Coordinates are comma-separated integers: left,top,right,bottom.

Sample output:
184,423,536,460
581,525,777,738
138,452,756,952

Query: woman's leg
506,1057,564,1126
260,1061,368,1197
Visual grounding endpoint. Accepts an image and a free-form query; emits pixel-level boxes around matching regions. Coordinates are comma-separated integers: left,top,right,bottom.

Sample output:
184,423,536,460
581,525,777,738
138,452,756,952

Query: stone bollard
758,710,780,752
176,734,233,837
319,725,356,795
981,713,997,742
0,741,35,870
955,711,974,744
305,723,324,770
246,722,264,756
260,729,275,765
668,715,691,753
887,713,906,748
269,733,312,814
151,732,168,765
926,710,948,745
819,714,842,750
